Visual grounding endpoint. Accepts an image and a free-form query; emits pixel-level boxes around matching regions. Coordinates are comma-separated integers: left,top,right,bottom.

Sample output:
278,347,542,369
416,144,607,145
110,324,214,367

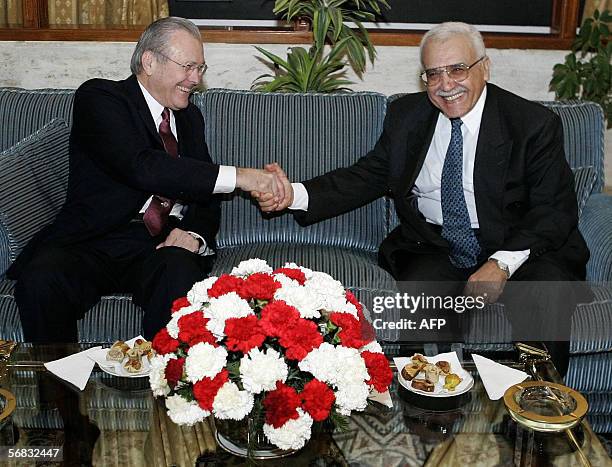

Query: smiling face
140,29,204,110
422,34,489,119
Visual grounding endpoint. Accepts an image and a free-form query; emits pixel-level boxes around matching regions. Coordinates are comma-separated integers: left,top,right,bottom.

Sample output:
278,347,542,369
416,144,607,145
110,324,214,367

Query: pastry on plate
106,340,129,362
411,378,435,392
411,353,428,365
134,338,153,361
435,360,451,375
423,363,441,384
401,362,424,381
124,348,143,373
443,373,462,391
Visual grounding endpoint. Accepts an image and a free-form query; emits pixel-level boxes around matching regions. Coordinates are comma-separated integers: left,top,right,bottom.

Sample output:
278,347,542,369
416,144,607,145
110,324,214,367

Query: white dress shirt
290,88,529,276
137,81,236,255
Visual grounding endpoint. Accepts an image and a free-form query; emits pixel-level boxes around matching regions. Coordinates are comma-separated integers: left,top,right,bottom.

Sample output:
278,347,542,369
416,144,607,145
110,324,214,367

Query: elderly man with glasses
8,17,284,343
255,22,589,375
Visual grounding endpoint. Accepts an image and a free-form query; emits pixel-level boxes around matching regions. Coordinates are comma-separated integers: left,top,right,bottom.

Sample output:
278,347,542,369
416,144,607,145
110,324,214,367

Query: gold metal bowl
0,388,16,423
503,381,588,432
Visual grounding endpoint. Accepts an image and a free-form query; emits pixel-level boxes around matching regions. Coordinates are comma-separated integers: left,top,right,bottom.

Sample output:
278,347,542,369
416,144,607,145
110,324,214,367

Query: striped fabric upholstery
580,194,612,282
570,285,612,353
0,279,23,341
572,166,598,217
193,89,388,251
566,352,612,391
538,100,606,193
213,243,396,291
0,87,75,152
0,118,70,275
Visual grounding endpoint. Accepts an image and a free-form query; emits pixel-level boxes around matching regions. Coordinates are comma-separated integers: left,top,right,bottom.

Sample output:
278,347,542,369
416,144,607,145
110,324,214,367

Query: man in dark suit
8,17,283,343
256,22,589,375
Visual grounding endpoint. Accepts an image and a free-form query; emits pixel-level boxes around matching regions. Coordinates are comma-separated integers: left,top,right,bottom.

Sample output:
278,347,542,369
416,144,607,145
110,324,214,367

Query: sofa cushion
0,118,70,275
0,87,75,152
193,89,388,252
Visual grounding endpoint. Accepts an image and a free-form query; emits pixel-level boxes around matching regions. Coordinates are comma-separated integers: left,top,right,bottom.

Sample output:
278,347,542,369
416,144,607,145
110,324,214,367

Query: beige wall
1,41,609,187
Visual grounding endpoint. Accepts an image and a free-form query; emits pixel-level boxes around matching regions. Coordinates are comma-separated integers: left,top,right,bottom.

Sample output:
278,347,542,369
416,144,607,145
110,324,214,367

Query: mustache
436,86,467,97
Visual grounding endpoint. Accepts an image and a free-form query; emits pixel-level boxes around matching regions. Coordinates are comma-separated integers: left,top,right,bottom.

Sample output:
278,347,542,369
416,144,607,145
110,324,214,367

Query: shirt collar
137,79,166,125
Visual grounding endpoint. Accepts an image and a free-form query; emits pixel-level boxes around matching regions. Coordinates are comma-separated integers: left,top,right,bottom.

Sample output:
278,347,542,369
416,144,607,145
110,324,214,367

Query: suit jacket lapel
474,84,513,248
125,75,164,147
400,106,438,198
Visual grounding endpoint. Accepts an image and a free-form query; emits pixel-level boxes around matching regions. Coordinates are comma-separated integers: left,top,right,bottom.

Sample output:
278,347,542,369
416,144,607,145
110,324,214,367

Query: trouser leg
14,245,116,343
127,246,212,340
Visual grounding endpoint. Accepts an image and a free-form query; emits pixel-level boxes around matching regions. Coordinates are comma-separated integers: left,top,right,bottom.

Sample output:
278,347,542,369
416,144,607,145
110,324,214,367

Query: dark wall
169,0,554,26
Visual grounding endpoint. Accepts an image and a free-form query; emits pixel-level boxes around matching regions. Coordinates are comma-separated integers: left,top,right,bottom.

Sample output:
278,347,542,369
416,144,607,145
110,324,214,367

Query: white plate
394,352,474,398
88,346,151,379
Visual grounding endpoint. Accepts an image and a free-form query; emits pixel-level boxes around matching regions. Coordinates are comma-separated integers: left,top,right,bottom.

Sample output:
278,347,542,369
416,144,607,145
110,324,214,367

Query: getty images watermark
370,293,486,331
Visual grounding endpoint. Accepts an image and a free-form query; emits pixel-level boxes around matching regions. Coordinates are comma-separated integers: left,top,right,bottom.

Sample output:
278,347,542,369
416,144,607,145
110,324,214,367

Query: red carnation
193,369,229,412
171,296,191,313
345,291,363,314
164,357,185,388
301,379,335,421
259,301,300,337
207,274,247,299
224,315,266,353
362,351,393,393
263,382,301,428
330,313,370,349
278,318,323,361
241,273,281,301
178,311,217,347
152,328,180,355
272,267,307,285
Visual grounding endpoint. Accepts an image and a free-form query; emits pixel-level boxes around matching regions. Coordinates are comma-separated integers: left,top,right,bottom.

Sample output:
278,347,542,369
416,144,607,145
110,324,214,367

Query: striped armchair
0,87,611,431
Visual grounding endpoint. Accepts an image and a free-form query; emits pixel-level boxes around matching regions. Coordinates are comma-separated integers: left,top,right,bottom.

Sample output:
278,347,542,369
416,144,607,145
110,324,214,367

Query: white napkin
369,389,393,408
44,346,102,391
473,353,528,400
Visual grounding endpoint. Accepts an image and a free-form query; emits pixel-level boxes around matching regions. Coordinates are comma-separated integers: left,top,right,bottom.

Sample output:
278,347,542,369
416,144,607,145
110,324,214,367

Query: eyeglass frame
155,51,208,76
420,56,487,86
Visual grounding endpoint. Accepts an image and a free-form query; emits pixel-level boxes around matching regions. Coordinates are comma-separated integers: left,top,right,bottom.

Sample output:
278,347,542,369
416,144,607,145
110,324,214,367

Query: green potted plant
252,0,389,92
550,8,611,128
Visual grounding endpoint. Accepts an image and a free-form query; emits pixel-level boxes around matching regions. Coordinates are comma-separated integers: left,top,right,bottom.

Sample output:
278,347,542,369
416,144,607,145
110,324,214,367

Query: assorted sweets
105,338,154,374
401,353,463,393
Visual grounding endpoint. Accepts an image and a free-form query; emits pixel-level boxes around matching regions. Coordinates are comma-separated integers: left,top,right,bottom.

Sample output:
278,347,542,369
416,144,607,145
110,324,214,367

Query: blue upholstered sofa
0,87,611,432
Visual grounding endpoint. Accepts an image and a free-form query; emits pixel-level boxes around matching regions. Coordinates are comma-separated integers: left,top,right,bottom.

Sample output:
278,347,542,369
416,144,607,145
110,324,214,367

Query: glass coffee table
0,342,610,466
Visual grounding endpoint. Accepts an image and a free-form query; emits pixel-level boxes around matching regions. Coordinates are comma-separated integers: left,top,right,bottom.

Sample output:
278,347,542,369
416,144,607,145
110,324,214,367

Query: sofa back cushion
193,89,388,251
0,119,70,275
0,88,75,152
538,100,605,193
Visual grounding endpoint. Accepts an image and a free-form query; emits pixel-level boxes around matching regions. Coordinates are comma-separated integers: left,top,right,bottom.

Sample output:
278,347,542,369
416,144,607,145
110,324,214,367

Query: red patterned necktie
143,108,178,236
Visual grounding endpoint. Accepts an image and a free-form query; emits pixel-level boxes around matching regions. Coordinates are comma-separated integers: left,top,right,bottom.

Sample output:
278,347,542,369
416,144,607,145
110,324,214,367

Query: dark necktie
441,118,481,268
143,108,178,236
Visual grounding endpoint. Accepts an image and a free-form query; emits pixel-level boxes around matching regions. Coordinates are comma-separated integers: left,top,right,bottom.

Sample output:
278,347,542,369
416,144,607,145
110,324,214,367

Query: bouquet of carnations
149,259,393,451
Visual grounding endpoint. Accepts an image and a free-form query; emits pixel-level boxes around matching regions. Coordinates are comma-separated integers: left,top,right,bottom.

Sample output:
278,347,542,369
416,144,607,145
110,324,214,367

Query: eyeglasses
156,51,208,76
420,56,486,86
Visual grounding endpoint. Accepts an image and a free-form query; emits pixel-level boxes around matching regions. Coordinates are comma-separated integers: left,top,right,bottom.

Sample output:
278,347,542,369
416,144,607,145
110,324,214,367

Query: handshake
236,163,294,212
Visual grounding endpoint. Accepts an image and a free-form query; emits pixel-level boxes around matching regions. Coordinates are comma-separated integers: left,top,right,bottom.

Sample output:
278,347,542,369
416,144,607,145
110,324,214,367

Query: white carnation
240,348,288,394
274,285,323,319
360,340,383,354
165,394,209,425
283,262,313,279
299,343,368,387
166,304,201,339
305,272,345,298
263,409,313,450
320,295,358,317
334,382,370,415
212,381,254,420
185,342,228,383
203,292,253,337
149,354,172,397
187,276,218,307
231,258,273,277
272,273,300,288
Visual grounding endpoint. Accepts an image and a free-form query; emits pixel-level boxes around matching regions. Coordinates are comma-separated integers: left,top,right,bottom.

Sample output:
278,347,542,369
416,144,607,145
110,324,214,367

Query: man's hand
464,260,509,304
157,228,200,252
252,163,294,212
236,167,284,203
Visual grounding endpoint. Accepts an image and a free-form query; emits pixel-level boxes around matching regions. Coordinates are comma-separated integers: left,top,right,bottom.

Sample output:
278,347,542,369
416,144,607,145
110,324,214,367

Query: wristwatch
489,258,510,278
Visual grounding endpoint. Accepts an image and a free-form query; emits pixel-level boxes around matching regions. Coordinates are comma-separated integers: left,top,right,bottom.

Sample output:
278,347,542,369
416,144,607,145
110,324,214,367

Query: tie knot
161,108,170,123
450,118,462,130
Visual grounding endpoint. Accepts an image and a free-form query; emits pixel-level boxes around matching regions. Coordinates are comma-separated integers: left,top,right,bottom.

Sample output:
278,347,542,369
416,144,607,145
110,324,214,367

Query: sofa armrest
580,193,612,282
0,219,10,277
